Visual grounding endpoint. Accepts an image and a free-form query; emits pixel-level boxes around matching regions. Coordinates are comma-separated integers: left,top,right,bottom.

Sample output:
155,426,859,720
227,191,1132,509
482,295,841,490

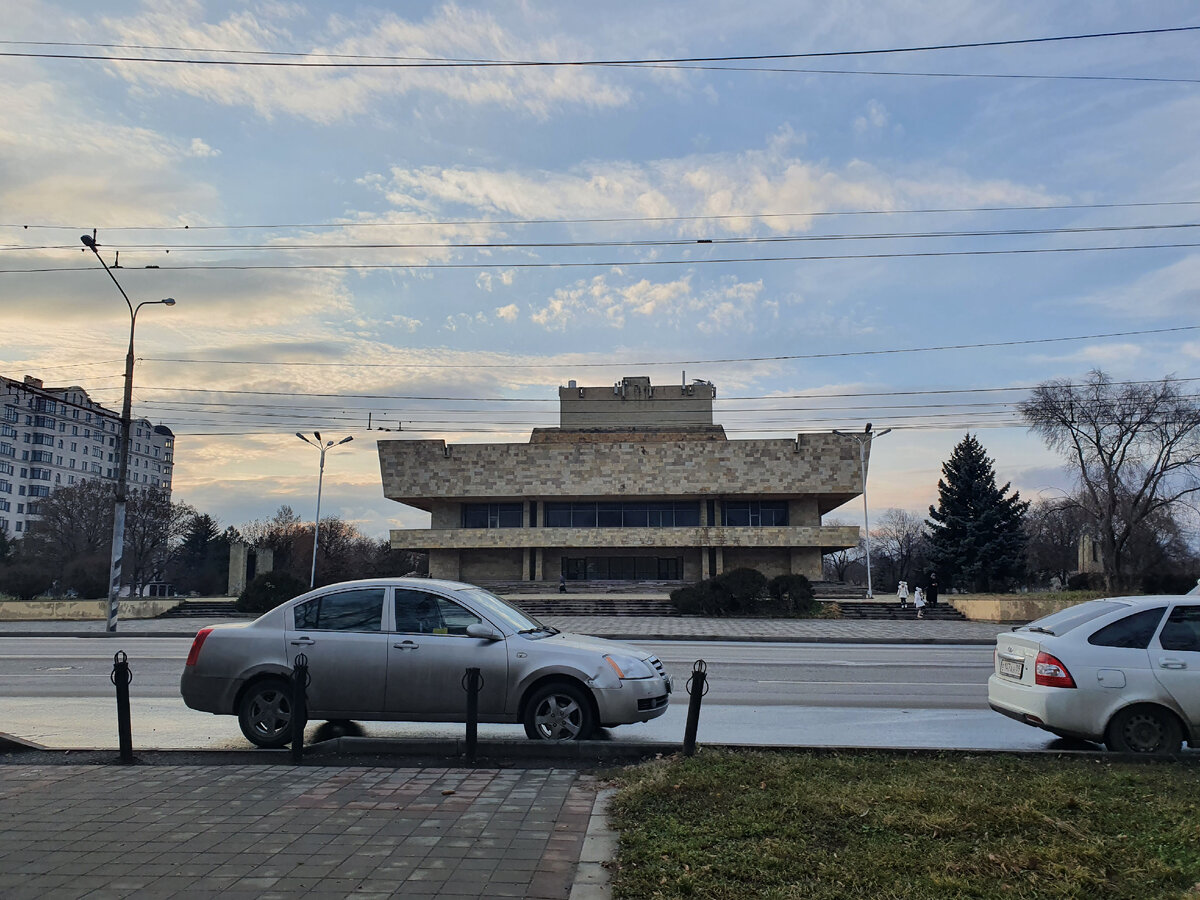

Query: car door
385,588,509,719
286,587,389,716
1150,603,1200,730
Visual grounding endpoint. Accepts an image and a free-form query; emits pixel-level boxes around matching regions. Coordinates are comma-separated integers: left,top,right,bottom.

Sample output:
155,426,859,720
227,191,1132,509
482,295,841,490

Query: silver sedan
181,577,672,747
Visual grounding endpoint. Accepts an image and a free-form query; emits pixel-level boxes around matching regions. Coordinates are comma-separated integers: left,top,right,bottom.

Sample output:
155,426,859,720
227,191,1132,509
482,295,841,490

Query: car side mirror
466,623,503,641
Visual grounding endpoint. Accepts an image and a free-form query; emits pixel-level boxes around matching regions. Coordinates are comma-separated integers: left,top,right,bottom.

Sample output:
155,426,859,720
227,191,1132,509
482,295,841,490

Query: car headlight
604,653,655,680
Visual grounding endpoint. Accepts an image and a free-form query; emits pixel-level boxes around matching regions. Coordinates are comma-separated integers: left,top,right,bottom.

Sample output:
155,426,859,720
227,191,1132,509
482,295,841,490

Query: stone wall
0,599,182,621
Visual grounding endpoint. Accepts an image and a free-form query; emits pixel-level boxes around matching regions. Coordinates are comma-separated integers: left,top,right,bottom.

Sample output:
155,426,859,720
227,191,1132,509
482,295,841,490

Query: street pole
81,233,175,632
833,425,891,600
296,433,353,588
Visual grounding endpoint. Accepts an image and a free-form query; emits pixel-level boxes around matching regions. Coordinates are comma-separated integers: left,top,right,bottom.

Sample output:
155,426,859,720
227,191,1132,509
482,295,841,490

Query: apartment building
379,376,862,585
0,375,174,536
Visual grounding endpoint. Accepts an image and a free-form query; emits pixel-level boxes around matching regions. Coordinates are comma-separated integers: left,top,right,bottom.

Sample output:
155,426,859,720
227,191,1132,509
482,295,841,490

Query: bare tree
124,487,195,592
1020,370,1200,589
870,508,929,591
1023,496,1090,587
821,517,861,582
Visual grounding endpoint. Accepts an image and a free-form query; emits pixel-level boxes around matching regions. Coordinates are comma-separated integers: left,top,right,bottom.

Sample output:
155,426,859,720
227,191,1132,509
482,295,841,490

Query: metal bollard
462,667,482,764
111,651,134,764
683,659,708,757
291,653,310,764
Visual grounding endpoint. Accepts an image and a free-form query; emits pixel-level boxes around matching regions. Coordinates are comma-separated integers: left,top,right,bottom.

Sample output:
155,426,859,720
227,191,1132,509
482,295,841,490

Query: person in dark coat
927,573,939,608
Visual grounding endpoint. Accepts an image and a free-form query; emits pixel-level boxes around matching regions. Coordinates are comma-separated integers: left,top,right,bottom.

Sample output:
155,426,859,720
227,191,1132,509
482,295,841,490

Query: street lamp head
80,234,96,248
314,431,322,442
337,436,354,446
161,298,176,306
865,422,873,433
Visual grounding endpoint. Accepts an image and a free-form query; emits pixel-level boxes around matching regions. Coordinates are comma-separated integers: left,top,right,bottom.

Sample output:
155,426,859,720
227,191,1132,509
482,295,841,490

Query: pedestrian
559,575,567,594
896,580,909,609
913,586,926,619
927,573,939,608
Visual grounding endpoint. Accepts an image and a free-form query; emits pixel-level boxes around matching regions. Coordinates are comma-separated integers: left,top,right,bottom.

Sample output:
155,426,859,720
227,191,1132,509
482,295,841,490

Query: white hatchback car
988,595,1200,754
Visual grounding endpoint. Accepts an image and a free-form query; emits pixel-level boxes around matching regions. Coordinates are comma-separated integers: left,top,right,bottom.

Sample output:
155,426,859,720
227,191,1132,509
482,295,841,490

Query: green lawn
609,750,1200,900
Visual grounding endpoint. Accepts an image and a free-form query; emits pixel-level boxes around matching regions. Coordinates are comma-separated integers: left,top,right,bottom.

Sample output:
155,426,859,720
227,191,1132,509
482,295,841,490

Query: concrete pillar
227,543,248,596
534,548,544,581
522,548,532,581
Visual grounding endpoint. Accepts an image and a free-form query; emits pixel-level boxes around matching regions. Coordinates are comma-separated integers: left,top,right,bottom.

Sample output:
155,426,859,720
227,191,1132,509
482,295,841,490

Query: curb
0,628,998,645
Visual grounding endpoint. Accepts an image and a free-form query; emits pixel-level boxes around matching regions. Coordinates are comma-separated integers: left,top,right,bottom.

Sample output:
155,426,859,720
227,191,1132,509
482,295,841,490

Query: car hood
529,630,654,659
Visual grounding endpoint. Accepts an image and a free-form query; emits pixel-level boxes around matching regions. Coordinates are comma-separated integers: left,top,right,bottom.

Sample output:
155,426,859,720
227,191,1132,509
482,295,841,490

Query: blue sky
3,1,1199,540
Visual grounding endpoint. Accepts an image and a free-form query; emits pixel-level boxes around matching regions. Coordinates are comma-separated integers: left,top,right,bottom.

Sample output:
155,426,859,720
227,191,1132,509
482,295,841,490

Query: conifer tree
926,434,1029,591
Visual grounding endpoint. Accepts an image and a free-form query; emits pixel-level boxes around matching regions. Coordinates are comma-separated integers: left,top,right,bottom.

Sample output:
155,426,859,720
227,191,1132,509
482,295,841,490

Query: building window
0,424,14,438
721,500,789,527
461,503,523,528
562,556,683,581
545,501,700,528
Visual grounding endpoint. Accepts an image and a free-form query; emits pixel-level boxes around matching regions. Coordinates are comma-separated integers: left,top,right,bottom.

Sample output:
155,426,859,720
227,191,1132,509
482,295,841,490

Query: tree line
827,370,1200,595
0,483,425,600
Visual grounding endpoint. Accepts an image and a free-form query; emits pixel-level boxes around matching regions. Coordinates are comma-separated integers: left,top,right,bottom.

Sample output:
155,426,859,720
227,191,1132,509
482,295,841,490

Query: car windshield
459,588,547,634
1019,599,1131,636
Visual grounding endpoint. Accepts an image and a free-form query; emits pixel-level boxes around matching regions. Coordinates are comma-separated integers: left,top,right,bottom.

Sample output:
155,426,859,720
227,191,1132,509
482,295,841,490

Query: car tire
523,682,595,741
1105,705,1182,755
238,678,302,748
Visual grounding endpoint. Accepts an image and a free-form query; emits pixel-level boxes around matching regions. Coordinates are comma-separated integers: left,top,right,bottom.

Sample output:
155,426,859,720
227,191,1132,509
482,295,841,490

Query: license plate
999,658,1024,679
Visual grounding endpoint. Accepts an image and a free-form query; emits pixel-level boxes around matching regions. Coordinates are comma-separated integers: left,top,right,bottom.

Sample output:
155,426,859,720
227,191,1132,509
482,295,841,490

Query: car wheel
1105,705,1182,755
238,678,301,748
523,682,595,741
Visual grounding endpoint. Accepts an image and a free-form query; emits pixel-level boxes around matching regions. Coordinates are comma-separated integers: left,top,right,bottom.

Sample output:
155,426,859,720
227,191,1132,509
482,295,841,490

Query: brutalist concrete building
378,376,863,585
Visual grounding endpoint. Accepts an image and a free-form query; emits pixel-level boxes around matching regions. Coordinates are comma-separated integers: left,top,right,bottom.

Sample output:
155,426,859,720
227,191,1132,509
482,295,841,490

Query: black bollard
111,651,134,764
291,653,309,764
683,659,708,757
462,667,482,764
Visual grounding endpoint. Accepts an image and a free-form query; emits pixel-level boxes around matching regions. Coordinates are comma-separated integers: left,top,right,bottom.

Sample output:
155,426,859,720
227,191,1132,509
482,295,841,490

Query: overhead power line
3,24,1198,68
9,199,1200,233
7,239,1200,274
10,220,1200,253
138,325,1200,370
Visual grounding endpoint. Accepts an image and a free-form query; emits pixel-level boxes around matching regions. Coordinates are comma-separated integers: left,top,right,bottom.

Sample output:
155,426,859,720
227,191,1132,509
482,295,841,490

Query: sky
3,1,1199,543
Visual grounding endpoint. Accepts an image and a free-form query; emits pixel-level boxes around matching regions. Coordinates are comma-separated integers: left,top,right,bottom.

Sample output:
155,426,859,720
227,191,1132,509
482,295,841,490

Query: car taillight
185,627,213,667
1034,651,1076,688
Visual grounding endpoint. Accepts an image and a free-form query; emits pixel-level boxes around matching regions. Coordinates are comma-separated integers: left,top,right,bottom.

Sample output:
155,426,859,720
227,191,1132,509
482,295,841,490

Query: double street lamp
296,432,354,588
832,423,891,600
81,233,176,632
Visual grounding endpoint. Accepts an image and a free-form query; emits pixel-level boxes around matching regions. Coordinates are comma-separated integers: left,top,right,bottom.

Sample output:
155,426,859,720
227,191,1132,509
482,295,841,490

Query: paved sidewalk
0,764,605,900
0,613,1011,644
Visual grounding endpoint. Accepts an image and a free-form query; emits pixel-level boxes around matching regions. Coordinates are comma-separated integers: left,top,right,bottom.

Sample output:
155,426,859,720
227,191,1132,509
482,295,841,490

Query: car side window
1088,607,1166,649
393,589,481,635
292,589,384,632
1159,606,1200,652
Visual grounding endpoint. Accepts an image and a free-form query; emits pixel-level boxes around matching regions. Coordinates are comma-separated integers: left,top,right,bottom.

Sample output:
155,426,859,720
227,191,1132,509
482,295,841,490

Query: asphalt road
0,636,1088,752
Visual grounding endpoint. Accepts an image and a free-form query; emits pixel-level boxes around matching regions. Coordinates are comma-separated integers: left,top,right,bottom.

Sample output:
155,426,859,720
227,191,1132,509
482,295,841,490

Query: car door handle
1159,658,1187,669
393,640,419,650
290,637,315,646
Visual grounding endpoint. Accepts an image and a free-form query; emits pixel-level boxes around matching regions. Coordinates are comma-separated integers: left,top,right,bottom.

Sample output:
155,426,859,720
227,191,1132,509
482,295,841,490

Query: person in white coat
897,580,909,609
913,586,926,619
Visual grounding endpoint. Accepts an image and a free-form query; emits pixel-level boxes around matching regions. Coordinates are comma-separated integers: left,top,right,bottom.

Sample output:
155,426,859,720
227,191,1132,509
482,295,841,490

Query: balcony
389,524,859,552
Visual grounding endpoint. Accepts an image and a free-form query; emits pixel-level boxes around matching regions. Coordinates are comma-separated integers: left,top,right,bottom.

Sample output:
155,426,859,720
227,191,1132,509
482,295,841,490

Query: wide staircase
833,600,967,621
157,599,251,619
479,580,678,617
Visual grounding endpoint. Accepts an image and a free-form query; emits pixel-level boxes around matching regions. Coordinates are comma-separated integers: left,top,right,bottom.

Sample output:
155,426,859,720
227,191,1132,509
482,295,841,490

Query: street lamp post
832,424,891,600
81,234,175,632
296,432,354,588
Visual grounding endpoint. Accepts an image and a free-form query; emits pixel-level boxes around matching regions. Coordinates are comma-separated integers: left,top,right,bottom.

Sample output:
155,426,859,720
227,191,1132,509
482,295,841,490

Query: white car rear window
1020,599,1130,636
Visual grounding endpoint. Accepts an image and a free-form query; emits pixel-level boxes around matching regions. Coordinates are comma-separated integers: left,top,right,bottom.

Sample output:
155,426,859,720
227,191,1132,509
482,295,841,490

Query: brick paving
0,764,599,900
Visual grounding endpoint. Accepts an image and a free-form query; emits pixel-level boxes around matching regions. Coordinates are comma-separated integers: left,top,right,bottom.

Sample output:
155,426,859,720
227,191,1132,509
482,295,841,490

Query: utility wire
11,220,1200,253
9,199,1200,232
137,325,1200,369
8,239,1200,274
3,24,1198,67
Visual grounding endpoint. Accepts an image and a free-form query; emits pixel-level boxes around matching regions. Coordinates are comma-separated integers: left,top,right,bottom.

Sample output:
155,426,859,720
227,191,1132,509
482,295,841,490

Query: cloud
1075,253,1200,319
854,100,888,134
187,138,221,158
476,269,515,291
495,304,519,322
528,273,764,331
95,3,631,122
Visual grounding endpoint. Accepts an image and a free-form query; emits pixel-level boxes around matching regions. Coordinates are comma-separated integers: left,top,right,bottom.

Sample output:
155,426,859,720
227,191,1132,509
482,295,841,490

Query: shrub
0,561,52,601
712,567,768,614
62,555,110,600
1067,572,1102,591
767,573,816,615
669,581,725,616
237,572,307,614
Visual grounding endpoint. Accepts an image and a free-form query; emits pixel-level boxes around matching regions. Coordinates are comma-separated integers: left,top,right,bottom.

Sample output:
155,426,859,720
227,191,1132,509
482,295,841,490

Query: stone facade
379,376,867,584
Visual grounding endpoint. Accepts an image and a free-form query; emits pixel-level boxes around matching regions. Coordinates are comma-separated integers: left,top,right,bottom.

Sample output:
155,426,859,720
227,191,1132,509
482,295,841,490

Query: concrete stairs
157,599,251,619
832,600,967,621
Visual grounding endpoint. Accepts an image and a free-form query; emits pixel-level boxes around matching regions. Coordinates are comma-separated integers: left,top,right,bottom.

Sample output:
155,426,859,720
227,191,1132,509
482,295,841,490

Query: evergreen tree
926,434,1030,591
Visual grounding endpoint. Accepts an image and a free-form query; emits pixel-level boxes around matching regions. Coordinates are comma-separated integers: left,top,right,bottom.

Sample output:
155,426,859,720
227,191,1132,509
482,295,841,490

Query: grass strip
609,749,1200,899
